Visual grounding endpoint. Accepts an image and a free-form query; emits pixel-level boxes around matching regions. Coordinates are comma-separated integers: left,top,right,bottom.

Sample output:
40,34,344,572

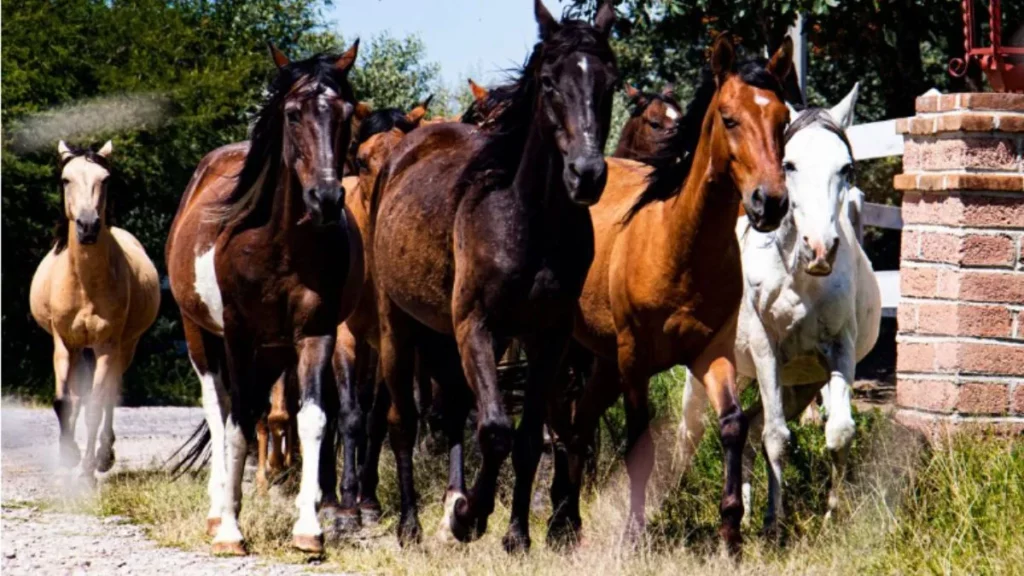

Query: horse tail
165,419,211,479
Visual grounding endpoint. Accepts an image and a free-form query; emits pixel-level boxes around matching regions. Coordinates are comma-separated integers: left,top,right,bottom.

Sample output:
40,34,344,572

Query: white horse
678,83,881,531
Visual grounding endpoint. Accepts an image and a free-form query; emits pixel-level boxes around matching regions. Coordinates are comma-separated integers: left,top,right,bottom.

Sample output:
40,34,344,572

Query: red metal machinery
950,0,1024,92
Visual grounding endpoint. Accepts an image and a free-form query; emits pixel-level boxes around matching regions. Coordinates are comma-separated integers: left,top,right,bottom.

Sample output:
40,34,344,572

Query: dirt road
1,403,341,576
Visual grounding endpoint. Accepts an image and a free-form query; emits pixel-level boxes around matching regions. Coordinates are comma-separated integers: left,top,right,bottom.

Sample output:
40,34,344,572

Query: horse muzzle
75,217,101,244
744,187,789,233
564,155,607,206
803,236,839,277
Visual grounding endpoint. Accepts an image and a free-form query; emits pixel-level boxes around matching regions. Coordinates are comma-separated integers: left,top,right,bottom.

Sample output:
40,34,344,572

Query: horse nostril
802,235,810,246
777,195,790,216
569,161,582,178
750,188,765,211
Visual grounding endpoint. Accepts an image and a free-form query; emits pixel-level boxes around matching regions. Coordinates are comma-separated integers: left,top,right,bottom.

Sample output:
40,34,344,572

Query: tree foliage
1,0,442,403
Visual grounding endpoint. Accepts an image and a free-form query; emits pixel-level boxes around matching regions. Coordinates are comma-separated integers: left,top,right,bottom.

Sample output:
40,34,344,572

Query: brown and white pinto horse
166,42,361,555
612,84,682,160
547,36,793,554
370,0,618,551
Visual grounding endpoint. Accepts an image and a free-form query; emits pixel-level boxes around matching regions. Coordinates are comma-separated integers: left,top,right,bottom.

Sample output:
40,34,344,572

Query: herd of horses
28,0,881,561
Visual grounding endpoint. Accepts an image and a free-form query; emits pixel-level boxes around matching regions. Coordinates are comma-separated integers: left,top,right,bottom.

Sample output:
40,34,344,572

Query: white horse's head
782,83,858,276
58,140,113,245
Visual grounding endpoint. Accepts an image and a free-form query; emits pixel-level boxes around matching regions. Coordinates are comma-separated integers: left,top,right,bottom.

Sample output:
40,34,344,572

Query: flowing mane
457,20,615,193
215,52,355,228
625,59,784,222
53,144,113,254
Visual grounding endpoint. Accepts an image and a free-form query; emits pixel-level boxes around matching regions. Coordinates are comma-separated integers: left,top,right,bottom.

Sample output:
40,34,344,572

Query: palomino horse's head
57,140,113,246
783,83,859,276
620,84,682,150
533,0,618,205
711,35,792,232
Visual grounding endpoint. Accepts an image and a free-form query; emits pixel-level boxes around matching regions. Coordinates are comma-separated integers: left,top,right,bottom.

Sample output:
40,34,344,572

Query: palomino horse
612,84,682,160
548,36,793,554
166,42,361,555
30,141,160,481
371,0,617,550
680,83,880,533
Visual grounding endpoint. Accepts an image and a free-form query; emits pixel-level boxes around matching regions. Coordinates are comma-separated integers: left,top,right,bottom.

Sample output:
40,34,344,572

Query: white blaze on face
578,56,588,75
665,106,680,121
754,94,771,108
194,245,224,330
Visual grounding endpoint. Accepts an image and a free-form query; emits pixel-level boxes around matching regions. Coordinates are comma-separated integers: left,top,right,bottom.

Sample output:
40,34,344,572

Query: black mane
458,20,615,193
625,59,784,222
52,144,113,254
218,52,356,228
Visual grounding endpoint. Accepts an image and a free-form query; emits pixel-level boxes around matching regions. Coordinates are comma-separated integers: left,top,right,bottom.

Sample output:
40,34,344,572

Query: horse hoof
96,448,115,473
449,495,477,543
501,530,530,555
206,518,222,537
211,540,247,556
291,534,324,554
358,502,381,526
333,509,361,533
397,518,422,547
60,443,81,467
718,524,743,559
545,514,581,551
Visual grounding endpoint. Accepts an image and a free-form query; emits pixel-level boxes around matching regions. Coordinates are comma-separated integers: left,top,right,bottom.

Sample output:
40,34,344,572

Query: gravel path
1,402,343,575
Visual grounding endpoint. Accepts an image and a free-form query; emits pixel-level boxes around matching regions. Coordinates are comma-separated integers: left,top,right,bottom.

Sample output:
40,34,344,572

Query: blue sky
327,0,573,88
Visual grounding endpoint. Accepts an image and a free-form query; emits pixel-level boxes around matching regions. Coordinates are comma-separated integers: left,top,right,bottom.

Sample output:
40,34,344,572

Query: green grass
47,378,1024,575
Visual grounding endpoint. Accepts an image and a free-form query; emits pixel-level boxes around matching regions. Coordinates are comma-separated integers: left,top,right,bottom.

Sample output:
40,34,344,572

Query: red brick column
894,93,1024,436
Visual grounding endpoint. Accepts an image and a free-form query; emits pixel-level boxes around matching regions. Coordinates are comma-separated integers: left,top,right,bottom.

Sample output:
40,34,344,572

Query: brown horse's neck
662,113,741,269
66,224,116,291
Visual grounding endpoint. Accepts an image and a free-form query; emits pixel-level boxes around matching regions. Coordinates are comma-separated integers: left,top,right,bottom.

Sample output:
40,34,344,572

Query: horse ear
767,37,794,84
58,140,73,161
267,42,290,69
406,95,433,126
336,39,360,73
624,83,640,100
97,140,113,158
594,0,615,37
829,82,860,128
468,79,488,103
535,0,560,40
710,34,736,84
355,102,373,120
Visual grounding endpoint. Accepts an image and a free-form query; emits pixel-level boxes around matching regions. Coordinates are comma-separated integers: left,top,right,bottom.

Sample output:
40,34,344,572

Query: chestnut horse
547,36,793,554
370,0,618,550
30,141,160,481
612,84,682,160
166,42,361,555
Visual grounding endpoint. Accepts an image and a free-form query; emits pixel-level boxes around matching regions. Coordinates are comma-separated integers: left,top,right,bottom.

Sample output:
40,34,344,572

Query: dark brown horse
612,84,682,160
165,42,361,555
370,0,618,551
546,35,793,555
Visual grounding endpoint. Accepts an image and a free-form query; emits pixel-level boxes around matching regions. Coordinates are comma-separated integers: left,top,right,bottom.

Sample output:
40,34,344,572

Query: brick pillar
894,93,1024,436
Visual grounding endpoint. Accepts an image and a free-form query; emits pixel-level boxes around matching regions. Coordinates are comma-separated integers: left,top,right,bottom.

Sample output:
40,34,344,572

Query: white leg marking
192,358,227,522
824,374,855,451
437,489,466,542
194,246,224,330
213,415,246,545
293,403,326,538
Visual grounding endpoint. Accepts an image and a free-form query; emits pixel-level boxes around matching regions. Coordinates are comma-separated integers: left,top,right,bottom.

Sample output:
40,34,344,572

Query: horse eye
840,163,853,177
61,177,70,185
784,161,796,173
541,76,556,93
648,120,662,130
722,116,739,129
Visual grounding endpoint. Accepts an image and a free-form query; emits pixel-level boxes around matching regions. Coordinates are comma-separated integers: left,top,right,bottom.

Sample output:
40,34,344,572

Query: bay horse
547,36,793,554
30,140,160,481
612,84,682,160
370,0,618,550
679,83,881,533
165,41,361,555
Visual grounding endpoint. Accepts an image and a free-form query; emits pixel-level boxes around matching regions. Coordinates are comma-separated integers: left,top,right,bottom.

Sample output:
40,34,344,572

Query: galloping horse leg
451,312,512,542
332,324,364,530
52,336,82,468
377,298,422,546
293,336,336,553
689,319,748,557
745,323,788,537
822,335,856,519
547,356,620,549
183,317,229,537
80,344,119,481
97,338,138,474
503,326,571,553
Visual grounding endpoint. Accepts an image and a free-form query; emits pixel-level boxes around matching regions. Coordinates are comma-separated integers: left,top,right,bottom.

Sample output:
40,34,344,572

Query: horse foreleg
502,327,570,553
452,311,511,543
332,324,364,530
291,336,334,554
80,346,118,480
619,366,654,543
256,417,271,495
358,368,388,523
745,322,788,537
690,320,748,557
677,371,710,475
52,336,81,468
823,334,856,519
